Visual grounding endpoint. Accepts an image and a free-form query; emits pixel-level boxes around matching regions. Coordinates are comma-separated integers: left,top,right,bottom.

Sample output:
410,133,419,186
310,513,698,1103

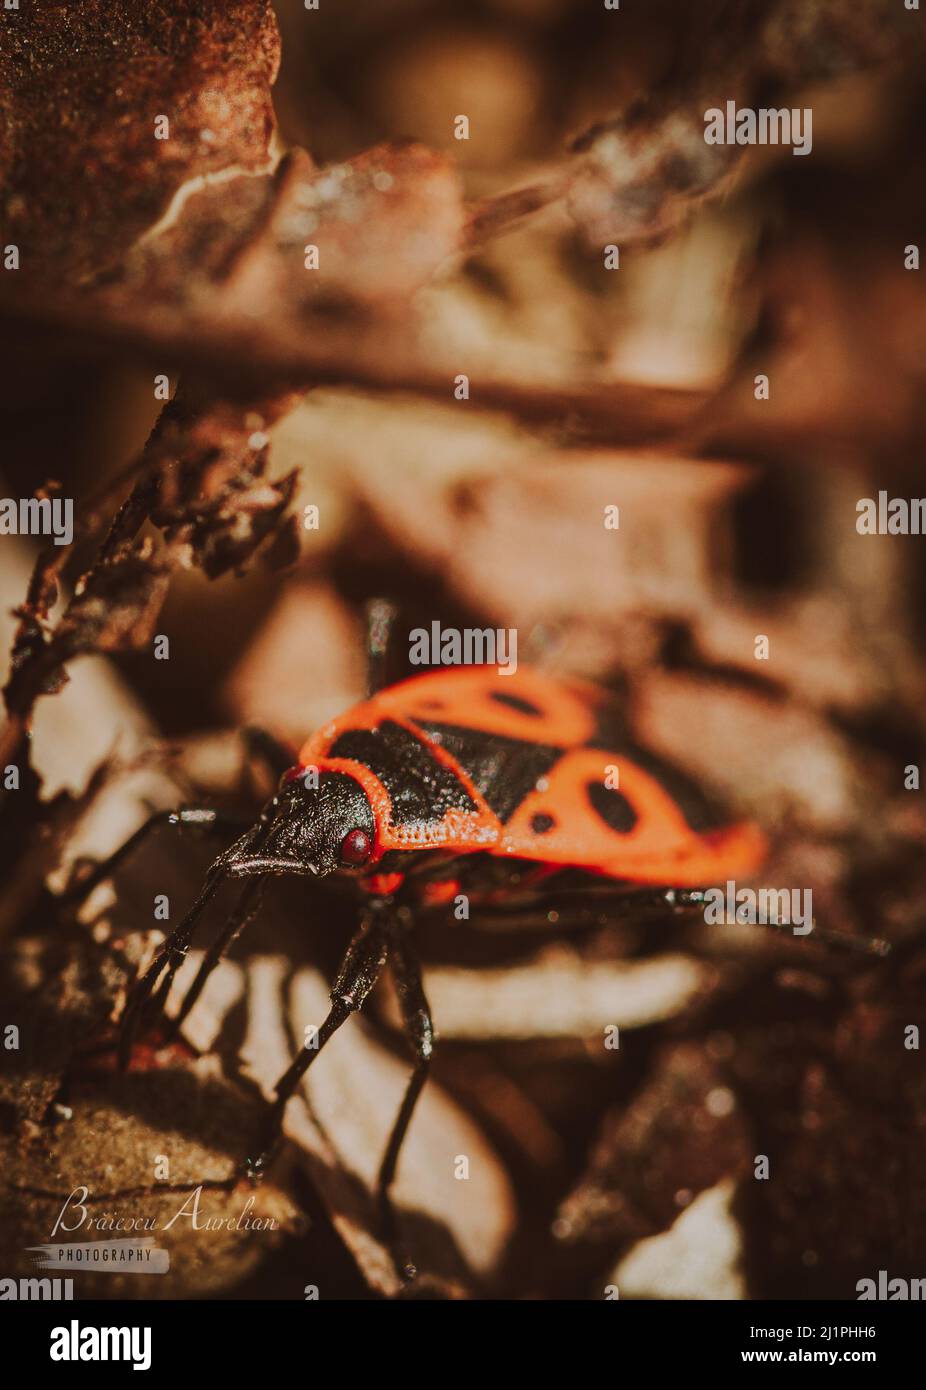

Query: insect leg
120,809,283,1065
742,913,890,957
247,907,390,1179
65,720,292,911
376,911,434,1281
621,889,890,957
165,873,269,1037
60,807,249,906
472,885,890,956
118,867,227,1068
468,883,697,927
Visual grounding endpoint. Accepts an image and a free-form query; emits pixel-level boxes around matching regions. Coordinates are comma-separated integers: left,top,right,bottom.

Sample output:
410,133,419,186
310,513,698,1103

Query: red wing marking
499,748,767,886
362,666,600,746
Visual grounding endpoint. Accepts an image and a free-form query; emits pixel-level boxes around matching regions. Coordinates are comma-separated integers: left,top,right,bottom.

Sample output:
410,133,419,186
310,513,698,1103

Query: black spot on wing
586,781,638,833
420,722,561,823
329,720,477,825
488,691,544,717
588,701,730,833
619,743,731,832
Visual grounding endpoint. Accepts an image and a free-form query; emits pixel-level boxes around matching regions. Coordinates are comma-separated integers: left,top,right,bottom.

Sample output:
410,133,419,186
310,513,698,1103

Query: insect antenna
674,890,891,958
118,869,225,1069
165,874,268,1038
770,917,890,958
118,809,281,1067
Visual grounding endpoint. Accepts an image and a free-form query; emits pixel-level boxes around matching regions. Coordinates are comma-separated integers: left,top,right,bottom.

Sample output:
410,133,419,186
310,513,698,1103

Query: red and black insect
67,613,874,1279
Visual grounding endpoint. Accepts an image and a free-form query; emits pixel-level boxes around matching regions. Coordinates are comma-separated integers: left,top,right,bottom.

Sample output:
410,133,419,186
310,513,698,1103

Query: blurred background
0,0,925,1300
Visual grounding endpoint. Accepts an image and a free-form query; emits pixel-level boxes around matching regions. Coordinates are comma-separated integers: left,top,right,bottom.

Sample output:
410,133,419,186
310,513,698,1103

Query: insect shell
223,664,766,894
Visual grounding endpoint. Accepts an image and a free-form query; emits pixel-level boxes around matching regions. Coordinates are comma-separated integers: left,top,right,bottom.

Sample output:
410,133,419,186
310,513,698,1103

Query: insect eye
340,827,373,867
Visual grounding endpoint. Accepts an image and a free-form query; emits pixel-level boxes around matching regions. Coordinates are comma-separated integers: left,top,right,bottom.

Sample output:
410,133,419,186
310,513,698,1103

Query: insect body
90,661,766,1281
272,664,766,886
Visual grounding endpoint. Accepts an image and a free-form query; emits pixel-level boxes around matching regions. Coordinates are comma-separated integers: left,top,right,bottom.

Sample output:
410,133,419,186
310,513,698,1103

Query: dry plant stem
465,177,568,247
0,291,711,447
0,382,300,777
